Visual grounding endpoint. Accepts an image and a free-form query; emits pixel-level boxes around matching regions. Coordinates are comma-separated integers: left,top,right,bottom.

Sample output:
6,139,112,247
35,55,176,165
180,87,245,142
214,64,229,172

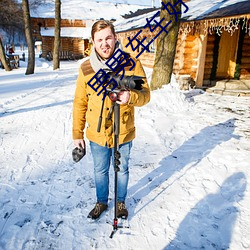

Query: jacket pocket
120,106,134,134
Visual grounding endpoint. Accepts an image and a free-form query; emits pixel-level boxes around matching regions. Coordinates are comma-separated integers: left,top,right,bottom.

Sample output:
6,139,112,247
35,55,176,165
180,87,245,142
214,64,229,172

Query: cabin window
139,38,155,54
147,38,155,53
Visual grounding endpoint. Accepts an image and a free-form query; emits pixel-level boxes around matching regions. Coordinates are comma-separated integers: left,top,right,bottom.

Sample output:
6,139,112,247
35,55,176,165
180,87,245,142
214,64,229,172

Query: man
72,20,150,220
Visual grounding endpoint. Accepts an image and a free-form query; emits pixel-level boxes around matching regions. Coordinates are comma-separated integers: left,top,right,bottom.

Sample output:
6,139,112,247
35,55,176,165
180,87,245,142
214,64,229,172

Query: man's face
93,27,117,60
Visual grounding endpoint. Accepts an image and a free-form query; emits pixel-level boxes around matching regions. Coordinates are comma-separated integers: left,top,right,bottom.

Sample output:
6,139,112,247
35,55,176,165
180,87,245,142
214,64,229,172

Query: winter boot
87,202,108,220
117,202,128,219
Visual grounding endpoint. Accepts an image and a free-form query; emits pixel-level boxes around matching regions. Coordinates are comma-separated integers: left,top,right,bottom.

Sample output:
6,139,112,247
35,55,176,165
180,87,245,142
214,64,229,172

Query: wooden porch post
195,32,207,87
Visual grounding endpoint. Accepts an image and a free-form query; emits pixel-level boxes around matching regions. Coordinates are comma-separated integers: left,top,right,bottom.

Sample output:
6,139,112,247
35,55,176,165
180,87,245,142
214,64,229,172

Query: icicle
248,18,250,36
225,18,240,36
208,19,214,35
215,26,222,36
246,17,249,34
204,20,208,36
242,16,246,31
179,15,250,37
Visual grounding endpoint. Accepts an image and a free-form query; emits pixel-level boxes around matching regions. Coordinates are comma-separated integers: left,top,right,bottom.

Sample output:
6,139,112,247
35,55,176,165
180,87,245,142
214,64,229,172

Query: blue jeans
90,141,132,205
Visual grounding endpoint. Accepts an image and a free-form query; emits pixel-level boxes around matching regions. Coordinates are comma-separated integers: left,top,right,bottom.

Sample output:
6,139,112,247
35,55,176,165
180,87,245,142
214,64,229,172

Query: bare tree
0,0,24,36
29,0,46,8
0,37,11,71
151,0,188,90
22,0,35,75
0,0,23,71
53,0,61,70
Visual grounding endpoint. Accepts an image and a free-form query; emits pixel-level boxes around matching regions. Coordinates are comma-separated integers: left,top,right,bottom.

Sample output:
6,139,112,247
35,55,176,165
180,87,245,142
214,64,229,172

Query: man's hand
116,90,130,105
74,139,85,149
72,139,86,162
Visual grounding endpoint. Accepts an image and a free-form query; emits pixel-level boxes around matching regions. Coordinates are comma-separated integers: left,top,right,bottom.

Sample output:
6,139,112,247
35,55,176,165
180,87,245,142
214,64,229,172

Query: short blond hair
91,20,116,40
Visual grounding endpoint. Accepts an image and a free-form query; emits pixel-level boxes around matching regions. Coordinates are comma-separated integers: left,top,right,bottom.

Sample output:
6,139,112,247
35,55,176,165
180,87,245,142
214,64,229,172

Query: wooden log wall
203,33,215,81
117,28,159,68
117,36,156,68
41,37,53,58
41,37,87,58
61,38,74,52
72,38,88,56
184,35,198,79
32,18,86,29
173,35,185,75
240,35,250,79
138,53,155,68
119,30,200,76
173,34,199,81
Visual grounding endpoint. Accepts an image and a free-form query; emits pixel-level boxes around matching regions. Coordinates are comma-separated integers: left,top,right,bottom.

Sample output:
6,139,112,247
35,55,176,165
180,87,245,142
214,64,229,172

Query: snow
0,48,250,250
114,9,159,33
96,0,161,7
114,0,250,32
40,27,92,39
181,0,250,21
30,0,153,20
29,0,250,22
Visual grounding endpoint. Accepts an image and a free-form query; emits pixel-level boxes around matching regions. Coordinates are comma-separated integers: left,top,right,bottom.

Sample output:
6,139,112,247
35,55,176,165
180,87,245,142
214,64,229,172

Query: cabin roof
30,0,151,20
183,0,250,21
114,0,250,33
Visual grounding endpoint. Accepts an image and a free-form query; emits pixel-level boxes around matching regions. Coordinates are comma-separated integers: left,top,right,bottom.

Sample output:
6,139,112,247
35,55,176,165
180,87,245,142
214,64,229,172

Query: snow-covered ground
0,49,250,250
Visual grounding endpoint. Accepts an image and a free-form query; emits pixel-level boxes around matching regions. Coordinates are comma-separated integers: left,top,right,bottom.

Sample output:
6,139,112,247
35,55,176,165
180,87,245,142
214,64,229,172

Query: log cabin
30,1,152,61
31,18,92,60
114,0,250,95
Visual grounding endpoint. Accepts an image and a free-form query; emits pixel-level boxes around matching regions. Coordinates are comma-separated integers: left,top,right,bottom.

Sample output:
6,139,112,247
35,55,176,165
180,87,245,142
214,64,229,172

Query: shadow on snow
128,118,239,213
164,172,247,249
0,100,73,117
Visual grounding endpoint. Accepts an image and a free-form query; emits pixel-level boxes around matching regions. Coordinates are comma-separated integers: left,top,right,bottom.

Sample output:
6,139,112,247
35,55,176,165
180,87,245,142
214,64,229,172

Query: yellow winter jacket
72,56,150,148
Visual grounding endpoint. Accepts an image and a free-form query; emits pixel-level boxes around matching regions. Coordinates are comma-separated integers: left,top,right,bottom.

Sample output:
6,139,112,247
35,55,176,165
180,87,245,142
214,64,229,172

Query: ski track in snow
0,58,250,249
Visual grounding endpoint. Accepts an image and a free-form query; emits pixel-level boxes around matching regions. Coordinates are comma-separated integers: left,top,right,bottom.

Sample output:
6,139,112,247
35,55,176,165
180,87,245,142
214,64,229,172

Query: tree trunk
22,0,35,75
151,0,181,90
53,0,61,70
0,37,11,71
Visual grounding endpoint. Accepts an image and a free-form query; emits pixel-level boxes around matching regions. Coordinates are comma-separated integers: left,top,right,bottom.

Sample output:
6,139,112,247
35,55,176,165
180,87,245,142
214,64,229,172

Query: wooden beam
195,32,207,87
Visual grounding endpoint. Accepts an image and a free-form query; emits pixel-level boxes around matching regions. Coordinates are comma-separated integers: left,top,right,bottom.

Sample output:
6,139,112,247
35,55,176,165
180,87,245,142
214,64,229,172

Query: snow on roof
114,0,250,33
30,0,152,20
93,0,161,7
114,9,159,33
40,27,91,39
182,0,250,21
